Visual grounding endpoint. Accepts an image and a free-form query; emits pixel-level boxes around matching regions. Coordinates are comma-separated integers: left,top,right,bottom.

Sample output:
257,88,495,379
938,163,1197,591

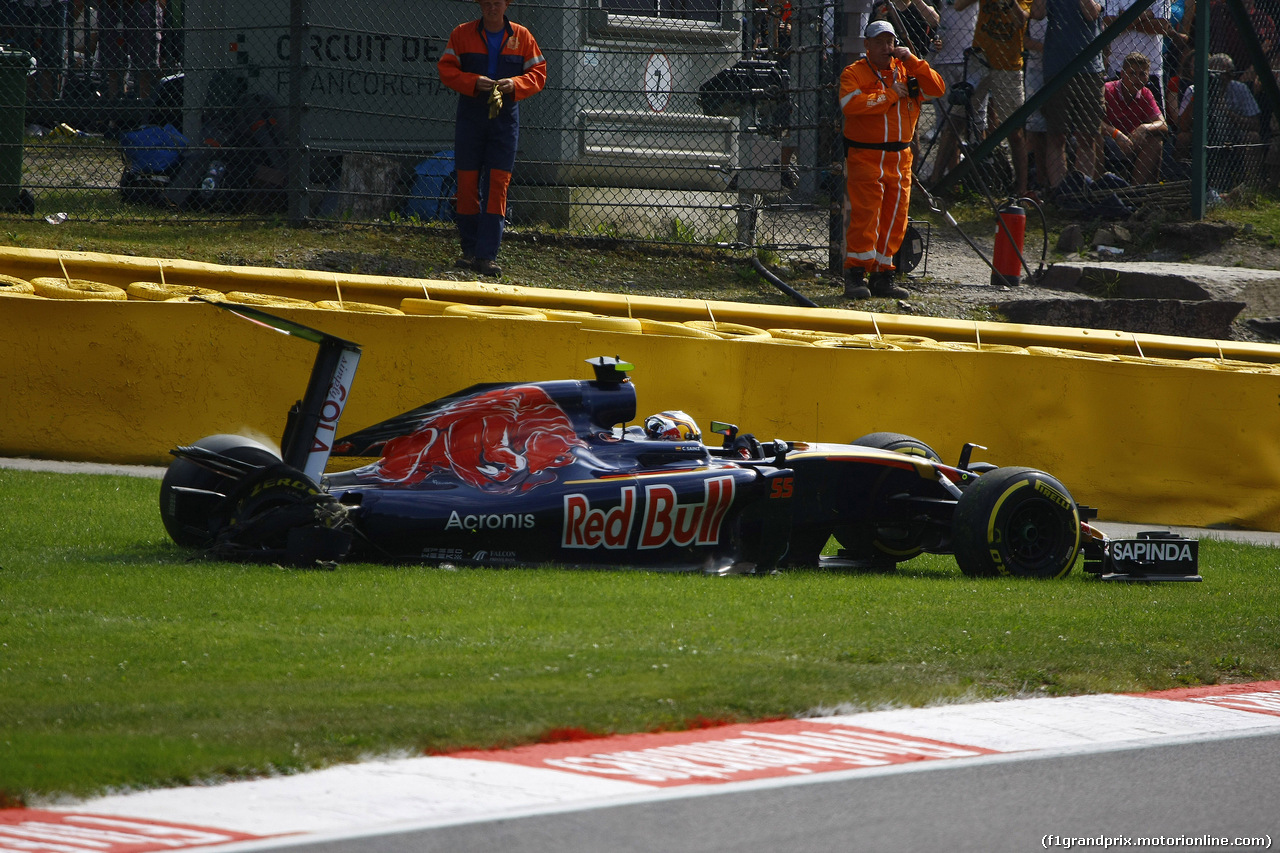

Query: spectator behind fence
1024,13,1050,193
69,0,98,71
871,0,941,59
1034,0,1106,190
1209,0,1277,91
951,0,1039,197
840,20,945,300
438,0,546,278
1103,51,1168,183
754,0,798,188
17,0,67,100
1103,0,1179,100
1176,52,1262,188
1164,0,1194,91
926,0,979,185
99,0,163,100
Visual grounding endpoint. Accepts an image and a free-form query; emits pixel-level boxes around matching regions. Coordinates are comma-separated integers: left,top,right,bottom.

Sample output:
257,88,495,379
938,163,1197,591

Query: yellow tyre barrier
877,334,939,346
893,339,949,351
638,319,720,339
538,308,642,333
768,328,860,343
578,315,642,333
1189,357,1275,373
223,292,315,309
30,277,127,301
683,320,772,340
400,298,465,315
812,337,901,350
0,274,34,296
126,281,224,301
1115,355,1216,369
442,304,548,320
1026,346,1120,361
936,341,1029,354
540,308,596,320
315,300,405,315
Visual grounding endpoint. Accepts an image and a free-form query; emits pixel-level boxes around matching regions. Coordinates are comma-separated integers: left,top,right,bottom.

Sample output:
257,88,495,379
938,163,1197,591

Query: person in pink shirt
1103,52,1168,184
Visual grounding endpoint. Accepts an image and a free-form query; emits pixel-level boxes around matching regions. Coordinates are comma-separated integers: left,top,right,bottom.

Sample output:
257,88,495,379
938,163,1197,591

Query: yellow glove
488,85,503,119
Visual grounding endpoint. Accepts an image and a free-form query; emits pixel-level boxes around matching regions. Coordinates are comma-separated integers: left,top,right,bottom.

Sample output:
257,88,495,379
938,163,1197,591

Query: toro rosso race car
159,301,1200,581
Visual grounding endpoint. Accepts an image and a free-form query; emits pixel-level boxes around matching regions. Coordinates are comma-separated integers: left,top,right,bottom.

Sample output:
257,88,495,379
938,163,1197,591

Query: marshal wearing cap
863,20,897,41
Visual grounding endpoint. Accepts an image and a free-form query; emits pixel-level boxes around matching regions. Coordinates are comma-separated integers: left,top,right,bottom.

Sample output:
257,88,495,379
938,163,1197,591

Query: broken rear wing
193,297,362,482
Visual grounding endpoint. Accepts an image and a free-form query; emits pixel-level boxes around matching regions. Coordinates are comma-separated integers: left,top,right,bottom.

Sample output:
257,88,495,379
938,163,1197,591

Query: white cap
863,20,897,41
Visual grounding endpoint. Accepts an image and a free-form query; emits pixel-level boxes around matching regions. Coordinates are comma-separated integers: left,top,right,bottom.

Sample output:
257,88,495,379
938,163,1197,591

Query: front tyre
952,467,1081,579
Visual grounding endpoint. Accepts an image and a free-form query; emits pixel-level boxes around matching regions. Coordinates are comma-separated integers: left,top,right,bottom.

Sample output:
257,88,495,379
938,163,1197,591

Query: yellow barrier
6,244,1280,361
3,246,1280,530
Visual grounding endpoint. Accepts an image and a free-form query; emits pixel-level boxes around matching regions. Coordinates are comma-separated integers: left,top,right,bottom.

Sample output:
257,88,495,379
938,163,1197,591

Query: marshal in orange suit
839,20,944,299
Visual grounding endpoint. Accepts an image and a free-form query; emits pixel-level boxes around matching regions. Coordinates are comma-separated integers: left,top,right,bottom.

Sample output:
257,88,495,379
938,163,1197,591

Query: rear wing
194,298,362,482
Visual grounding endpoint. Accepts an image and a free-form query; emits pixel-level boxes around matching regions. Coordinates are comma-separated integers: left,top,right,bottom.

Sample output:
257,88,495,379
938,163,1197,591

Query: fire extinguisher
991,200,1026,286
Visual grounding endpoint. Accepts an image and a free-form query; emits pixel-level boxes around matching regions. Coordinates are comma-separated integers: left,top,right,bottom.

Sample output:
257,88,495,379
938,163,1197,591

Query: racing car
159,300,1200,581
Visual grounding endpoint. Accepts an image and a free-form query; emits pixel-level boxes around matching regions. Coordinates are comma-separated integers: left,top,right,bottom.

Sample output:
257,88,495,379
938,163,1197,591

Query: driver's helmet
643,410,701,442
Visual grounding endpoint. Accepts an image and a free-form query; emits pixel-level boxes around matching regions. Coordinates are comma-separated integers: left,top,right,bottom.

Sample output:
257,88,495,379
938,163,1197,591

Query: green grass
2,469,1280,804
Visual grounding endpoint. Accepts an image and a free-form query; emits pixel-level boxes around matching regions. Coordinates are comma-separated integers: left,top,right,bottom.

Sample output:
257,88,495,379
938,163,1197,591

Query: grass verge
2,468,1279,803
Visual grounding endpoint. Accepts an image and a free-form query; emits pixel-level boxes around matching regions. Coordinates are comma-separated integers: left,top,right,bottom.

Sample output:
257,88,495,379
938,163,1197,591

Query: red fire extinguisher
991,200,1026,286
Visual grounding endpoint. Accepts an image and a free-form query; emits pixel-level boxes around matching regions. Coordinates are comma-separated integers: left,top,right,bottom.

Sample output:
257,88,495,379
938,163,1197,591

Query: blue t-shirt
485,28,504,79
1044,0,1104,79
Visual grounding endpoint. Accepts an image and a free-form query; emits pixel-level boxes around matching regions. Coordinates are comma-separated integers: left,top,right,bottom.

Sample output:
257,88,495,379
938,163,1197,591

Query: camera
907,76,920,98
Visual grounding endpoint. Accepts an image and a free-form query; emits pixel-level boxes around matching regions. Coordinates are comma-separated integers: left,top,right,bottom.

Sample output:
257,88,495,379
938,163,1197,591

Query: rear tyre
835,433,944,565
159,434,281,547
851,431,942,463
952,466,1081,579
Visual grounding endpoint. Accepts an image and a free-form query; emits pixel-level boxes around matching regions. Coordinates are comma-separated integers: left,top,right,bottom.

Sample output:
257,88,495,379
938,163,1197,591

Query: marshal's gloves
488,85,503,119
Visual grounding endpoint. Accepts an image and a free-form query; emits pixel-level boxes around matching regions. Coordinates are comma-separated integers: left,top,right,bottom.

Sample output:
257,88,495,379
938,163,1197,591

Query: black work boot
843,268,871,300
868,270,909,299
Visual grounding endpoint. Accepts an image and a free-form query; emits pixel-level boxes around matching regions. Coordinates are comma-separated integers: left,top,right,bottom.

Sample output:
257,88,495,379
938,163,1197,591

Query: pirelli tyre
851,431,942,463
952,467,1081,579
208,463,352,567
160,434,282,547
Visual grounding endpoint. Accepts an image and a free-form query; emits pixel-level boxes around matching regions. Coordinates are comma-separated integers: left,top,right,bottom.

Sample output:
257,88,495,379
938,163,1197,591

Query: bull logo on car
373,385,585,494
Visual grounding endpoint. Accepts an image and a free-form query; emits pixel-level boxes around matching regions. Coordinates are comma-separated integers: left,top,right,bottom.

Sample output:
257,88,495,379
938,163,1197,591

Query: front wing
1081,527,1202,582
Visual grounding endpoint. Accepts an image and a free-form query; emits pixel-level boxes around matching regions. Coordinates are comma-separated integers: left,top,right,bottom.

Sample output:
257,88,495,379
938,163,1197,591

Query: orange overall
438,17,546,262
840,55,944,274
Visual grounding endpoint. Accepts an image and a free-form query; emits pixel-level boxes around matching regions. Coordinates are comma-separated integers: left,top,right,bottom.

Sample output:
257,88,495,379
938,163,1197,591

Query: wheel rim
1005,499,1067,569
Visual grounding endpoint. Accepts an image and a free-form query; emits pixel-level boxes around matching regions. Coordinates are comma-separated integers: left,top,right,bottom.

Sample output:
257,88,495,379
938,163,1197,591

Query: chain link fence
0,0,1267,265
917,0,1277,219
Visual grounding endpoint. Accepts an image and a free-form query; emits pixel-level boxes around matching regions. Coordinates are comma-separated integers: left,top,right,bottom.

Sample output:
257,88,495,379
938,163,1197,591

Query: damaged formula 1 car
159,301,1200,581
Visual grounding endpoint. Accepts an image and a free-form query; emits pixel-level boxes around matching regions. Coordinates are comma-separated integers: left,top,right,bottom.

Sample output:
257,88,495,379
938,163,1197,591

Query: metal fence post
287,0,309,226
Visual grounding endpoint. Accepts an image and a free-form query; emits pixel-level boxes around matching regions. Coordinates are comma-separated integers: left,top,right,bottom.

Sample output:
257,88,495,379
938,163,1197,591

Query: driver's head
643,411,701,442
